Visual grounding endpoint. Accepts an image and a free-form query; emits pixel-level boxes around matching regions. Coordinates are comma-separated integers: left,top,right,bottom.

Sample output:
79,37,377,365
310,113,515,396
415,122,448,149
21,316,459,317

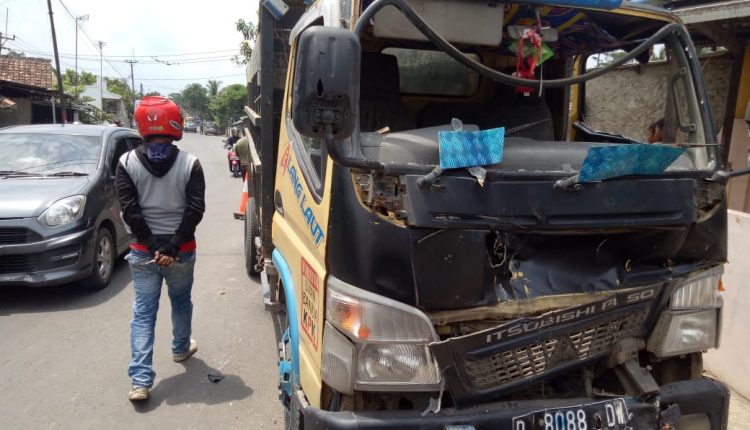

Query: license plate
512,398,630,430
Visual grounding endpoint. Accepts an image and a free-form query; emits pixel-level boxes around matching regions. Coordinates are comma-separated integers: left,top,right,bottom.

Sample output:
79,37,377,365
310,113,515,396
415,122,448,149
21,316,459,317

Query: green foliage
178,83,211,118
168,92,185,106
55,69,96,97
106,77,134,99
143,91,161,97
233,18,258,66
206,80,222,98
209,84,246,130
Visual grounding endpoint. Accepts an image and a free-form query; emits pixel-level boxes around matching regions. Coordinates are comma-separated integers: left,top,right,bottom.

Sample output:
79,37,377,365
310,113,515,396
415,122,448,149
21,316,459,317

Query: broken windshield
353,3,716,178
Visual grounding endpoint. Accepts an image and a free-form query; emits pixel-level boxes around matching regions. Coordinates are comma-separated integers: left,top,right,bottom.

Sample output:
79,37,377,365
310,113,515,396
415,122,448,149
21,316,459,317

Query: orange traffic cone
233,173,249,220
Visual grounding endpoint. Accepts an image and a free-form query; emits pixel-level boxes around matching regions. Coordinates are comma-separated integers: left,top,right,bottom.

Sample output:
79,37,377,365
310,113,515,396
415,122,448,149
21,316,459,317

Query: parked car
184,122,197,133
0,124,140,289
204,122,218,135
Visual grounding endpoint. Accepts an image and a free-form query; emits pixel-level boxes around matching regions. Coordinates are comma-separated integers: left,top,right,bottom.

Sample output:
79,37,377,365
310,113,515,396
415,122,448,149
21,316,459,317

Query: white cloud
4,0,260,94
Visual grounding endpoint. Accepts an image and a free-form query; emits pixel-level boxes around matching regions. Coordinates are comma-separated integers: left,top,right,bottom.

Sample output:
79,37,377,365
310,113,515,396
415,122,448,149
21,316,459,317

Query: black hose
354,0,684,89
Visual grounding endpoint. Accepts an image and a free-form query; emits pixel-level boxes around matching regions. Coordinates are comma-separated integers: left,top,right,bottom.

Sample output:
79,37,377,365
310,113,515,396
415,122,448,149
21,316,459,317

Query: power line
136,73,245,81
13,48,235,64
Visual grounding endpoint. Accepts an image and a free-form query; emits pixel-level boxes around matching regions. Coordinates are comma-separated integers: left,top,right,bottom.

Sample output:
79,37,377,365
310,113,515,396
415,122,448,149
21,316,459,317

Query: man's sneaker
173,338,198,362
128,386,149,401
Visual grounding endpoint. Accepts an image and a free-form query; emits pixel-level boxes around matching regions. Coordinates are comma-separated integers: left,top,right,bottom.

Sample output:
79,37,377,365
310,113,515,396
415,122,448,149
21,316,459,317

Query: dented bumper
301,378,728,430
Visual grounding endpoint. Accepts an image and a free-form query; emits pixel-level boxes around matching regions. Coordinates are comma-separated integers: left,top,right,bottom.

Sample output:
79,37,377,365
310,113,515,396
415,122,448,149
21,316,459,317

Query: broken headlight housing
647,266,723,358
321,276,441,394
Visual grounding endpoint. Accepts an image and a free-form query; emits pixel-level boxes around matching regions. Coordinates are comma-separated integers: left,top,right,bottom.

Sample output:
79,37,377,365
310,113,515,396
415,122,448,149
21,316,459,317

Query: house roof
0,56,53,90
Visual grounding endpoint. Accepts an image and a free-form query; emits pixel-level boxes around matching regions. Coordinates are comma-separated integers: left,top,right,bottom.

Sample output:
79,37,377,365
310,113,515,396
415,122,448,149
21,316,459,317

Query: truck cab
244,0,742,428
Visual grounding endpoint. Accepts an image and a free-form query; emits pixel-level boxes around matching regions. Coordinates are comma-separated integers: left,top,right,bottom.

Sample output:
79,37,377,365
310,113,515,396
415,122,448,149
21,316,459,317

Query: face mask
146,142,174,163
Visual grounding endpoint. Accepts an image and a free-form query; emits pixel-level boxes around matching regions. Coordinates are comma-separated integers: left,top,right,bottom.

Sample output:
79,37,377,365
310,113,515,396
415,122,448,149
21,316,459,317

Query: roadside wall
0,98,32,127
704,210,750,399
585,53,732,142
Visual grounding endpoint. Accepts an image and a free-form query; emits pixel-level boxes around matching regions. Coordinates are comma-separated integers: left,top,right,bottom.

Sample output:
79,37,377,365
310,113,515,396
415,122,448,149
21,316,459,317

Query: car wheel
244,198,261,276
83,228,115,290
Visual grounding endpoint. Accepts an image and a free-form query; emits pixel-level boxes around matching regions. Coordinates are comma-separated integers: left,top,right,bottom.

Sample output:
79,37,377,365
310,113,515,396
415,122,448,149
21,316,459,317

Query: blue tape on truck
439,127,505,169
579,144,687,182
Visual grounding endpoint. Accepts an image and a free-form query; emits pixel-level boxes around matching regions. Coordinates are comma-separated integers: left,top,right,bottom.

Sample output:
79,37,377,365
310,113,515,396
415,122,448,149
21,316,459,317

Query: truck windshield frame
330,0,721,179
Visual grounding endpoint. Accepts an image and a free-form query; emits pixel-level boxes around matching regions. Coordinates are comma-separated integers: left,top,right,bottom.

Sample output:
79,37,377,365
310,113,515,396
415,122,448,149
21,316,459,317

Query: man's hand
153,243,179,267
153,251,178,267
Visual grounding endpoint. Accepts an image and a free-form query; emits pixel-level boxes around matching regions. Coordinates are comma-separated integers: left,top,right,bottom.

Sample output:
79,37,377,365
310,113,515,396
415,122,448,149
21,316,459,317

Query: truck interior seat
417,87,555,141
359,53,416,132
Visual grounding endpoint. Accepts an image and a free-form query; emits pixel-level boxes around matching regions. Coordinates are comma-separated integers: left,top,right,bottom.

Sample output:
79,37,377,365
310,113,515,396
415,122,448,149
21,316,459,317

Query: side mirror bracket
712,166,750,183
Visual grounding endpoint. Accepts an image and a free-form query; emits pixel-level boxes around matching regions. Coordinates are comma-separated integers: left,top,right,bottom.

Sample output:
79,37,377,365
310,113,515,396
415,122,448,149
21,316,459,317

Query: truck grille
0,228,41,245
464,308,649,389
0,254,42,274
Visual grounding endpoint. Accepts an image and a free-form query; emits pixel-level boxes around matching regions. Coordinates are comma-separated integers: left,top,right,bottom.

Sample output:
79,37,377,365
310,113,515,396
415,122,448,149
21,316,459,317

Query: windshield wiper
0,170,39,176
44,171,89,177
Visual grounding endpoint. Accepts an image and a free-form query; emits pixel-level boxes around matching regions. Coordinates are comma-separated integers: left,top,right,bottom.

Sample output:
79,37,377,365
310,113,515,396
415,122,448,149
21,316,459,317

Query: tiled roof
0,56,53,89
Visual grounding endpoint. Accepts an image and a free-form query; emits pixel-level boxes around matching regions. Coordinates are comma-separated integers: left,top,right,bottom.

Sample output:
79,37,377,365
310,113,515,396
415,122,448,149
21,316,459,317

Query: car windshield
0,133,101,175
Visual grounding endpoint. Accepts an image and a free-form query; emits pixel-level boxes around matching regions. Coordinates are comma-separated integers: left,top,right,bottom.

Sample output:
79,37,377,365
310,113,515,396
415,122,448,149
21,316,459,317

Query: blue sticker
438,127,505,169
579,144,686,182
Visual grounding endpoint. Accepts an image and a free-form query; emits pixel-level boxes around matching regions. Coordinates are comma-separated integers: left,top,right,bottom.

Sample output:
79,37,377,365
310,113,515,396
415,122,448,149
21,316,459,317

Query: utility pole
74,14,89,99
0,8,15,54
47,0,66,124
125,57,137,128
97,40,105,111
125,59,137,96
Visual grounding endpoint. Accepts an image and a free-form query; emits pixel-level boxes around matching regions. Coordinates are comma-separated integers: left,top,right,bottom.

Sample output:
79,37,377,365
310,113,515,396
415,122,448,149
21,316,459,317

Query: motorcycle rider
225,128,239,149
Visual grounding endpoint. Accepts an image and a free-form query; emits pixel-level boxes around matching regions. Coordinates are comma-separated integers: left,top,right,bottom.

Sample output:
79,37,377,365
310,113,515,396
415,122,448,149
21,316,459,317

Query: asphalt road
0,133,282,429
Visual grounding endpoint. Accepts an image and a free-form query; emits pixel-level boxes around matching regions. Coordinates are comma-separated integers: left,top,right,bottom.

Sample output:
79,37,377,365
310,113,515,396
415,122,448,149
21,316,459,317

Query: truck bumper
301,378,728,430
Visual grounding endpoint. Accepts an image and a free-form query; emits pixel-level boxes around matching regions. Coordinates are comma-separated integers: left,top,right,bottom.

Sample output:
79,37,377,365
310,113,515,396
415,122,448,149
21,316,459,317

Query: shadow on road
132,357,253,412
0,258,131,315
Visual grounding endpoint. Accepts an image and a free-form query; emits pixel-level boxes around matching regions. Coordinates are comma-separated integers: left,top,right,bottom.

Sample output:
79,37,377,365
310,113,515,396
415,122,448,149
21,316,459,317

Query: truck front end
282,0,731,428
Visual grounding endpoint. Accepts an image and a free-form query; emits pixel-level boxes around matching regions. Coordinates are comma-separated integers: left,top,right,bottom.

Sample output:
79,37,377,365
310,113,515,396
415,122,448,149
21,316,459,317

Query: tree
57,69,97,97
106,77,135,99
143,91,161,97
206,80,222,98
233,18,258,66
180,83,210,118
210,84,246,130
168,92,185,107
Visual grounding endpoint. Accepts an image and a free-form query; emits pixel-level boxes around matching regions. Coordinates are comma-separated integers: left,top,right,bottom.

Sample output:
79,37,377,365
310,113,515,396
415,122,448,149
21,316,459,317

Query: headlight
322,277,441,393
38,195,86,226
670,267,723,309
647,309,720,357
355,343,440,389
648,267,724,358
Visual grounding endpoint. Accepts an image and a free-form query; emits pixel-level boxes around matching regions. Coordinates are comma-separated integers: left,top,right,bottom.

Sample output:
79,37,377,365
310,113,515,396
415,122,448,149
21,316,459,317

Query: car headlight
321,277,441,393
38,195,86,226
647,267,723,358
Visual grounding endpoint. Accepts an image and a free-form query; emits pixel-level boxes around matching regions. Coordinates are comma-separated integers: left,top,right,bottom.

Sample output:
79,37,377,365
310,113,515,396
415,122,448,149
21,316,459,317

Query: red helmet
134,96,183,141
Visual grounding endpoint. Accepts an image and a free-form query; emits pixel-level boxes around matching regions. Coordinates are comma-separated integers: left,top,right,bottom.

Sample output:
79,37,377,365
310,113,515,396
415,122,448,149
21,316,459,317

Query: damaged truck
242,0,750,428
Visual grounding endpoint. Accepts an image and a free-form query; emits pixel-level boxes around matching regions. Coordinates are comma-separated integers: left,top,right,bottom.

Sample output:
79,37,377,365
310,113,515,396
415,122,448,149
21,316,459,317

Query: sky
1,0,259,95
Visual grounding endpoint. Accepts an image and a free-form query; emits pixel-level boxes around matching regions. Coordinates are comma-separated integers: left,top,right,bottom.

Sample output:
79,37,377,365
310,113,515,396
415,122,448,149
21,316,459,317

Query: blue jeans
125,249,196,388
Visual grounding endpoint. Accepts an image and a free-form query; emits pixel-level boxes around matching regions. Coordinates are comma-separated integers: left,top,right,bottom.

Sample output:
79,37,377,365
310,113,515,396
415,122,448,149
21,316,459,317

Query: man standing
116,96,206,401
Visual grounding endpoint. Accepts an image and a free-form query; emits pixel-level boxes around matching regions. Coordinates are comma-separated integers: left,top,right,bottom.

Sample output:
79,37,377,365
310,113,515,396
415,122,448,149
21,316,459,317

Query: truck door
272,34,334,409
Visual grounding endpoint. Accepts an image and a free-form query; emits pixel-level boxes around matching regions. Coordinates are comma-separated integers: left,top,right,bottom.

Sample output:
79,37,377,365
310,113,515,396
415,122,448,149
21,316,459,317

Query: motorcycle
228,149,241,178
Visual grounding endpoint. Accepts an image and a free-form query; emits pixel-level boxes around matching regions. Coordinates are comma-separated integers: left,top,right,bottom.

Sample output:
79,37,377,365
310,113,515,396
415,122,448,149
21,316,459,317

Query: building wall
0,98,32,127
584,53,732,142
704,210,750,399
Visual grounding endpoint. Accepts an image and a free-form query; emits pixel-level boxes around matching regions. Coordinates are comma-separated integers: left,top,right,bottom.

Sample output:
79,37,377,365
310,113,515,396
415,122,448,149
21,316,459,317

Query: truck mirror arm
711,166,750,183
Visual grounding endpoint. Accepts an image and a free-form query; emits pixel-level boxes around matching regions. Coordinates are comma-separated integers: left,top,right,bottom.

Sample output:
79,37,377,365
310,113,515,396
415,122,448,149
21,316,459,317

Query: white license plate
512,398,630,430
